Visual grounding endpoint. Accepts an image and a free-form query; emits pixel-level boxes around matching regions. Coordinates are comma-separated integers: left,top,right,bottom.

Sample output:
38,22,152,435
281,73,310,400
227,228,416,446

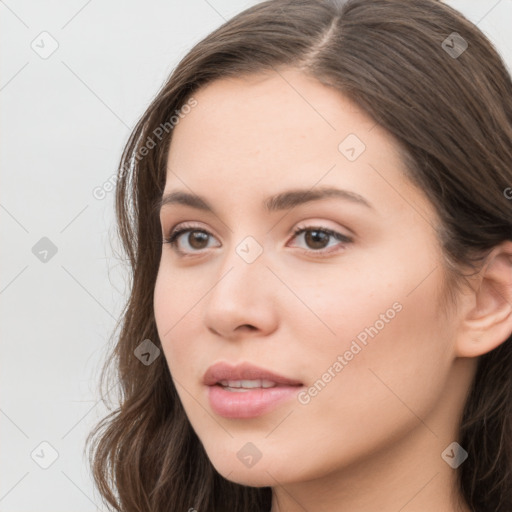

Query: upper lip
203,362,303,387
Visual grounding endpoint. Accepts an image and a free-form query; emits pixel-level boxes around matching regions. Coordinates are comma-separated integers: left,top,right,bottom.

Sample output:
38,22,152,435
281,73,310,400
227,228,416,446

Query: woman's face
154,68,466,488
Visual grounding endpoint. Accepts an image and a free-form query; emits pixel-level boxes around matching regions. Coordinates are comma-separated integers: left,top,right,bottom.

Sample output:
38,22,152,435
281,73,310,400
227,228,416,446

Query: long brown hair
85,0,512,510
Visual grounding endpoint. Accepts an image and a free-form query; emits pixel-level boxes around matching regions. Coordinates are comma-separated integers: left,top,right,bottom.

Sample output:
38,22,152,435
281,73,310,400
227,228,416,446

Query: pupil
305,230,328,249
189,231,208,249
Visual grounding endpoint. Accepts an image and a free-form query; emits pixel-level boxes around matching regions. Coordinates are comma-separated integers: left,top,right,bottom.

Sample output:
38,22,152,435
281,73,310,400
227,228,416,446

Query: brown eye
163,226,219,255
163,224,352,258
290,226,352,256
187,231,209,249
303,229,330,249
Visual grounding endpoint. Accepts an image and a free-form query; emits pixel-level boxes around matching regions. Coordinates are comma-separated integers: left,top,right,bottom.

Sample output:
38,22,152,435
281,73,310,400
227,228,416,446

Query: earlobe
455,241,512,358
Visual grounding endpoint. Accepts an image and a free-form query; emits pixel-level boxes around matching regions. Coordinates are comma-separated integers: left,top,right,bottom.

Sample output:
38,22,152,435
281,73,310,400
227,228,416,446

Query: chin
204,448,279,487
216,465,275,488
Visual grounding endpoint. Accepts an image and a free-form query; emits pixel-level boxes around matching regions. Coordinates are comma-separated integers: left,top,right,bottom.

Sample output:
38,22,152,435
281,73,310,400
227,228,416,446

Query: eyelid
163,221,220,255
162,220,353,258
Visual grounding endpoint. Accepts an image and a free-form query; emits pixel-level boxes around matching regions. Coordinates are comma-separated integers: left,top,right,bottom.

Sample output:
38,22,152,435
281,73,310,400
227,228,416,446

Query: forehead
171,68,378,154
163,67,436,224
169,70,388,169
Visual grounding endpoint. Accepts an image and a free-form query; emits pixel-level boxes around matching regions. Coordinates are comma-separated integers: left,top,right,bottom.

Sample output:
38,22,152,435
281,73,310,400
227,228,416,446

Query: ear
455,240,512,358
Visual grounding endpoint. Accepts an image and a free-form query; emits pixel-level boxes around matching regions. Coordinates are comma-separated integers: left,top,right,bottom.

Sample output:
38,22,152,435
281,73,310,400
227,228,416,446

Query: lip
203,362,303,419
203,362,303,387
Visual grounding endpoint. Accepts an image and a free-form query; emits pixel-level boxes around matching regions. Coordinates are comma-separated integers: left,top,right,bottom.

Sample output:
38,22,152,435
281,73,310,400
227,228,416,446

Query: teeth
219,379,277,389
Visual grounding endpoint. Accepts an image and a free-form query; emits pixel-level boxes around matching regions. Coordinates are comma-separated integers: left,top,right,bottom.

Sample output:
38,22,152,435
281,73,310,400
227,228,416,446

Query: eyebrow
157,186,374,215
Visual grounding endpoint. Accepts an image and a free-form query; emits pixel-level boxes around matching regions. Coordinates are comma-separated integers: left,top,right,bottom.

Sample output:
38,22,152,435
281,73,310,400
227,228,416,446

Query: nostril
208,324,257,337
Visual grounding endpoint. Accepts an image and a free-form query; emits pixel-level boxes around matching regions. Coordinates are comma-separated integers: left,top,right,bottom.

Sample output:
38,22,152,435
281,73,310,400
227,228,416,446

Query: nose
203,246,278,340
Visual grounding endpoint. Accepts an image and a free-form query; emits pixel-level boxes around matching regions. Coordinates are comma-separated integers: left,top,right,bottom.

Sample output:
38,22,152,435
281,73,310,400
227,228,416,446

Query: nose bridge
203,232,277,335
211,233,268,302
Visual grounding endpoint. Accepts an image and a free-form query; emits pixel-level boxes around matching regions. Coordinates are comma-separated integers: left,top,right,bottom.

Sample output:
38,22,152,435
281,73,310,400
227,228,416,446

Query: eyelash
162,222,353,258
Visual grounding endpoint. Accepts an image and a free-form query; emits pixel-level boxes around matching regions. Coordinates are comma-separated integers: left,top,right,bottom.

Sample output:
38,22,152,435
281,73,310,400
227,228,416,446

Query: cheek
258,277,452,482
153,266,201,371
299,266,451,430
291,248,452,416
279,252,404,363
154,260,206,334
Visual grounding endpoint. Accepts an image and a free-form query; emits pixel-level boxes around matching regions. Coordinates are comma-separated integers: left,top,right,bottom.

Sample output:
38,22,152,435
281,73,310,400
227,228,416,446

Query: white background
1,1,511,510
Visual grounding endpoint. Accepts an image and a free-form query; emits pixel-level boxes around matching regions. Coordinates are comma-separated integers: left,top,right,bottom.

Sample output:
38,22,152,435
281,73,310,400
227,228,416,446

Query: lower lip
207,384,302,418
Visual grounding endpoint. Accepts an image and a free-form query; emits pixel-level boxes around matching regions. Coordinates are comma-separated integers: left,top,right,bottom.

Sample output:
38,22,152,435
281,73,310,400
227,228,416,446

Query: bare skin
154,67,512,512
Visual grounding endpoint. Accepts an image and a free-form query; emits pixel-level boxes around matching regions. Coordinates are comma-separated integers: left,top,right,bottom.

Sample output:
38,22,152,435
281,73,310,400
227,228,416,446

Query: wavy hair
86,0,512,510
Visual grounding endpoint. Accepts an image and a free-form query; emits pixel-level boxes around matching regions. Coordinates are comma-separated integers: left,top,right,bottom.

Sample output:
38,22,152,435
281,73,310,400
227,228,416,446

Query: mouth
216,379,290,392
203,362,303,418
203,361,303,387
